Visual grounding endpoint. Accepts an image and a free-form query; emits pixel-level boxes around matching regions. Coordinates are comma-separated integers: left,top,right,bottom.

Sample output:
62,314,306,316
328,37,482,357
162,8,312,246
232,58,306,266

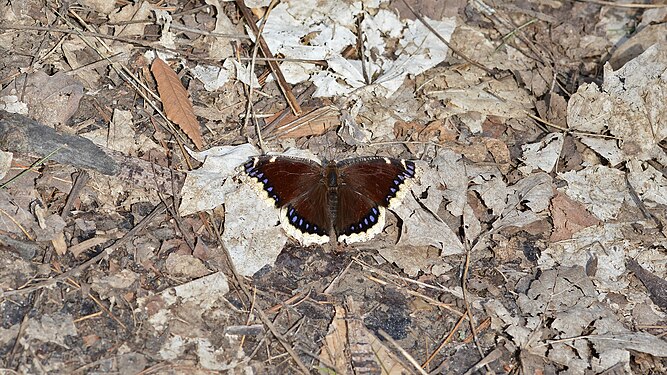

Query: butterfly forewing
244,156,331,241
335,157,416,242
337,157,415,207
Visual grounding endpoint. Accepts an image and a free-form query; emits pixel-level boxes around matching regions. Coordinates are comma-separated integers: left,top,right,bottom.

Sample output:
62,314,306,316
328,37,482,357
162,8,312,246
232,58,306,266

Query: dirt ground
1,0,666,374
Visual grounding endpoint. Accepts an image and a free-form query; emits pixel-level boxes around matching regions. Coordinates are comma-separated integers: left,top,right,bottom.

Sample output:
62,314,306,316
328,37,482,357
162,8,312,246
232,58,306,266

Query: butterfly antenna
253,116,266,153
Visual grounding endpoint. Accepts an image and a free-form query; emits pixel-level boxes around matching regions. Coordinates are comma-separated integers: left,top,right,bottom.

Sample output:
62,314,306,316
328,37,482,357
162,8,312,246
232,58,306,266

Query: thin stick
422,312,467,368
60,170,89,218
524,111,623,139
0,146,64,189
49,6,192,151
236,0,278,152
377,329,428,375
576,0,667,8
235,0,302,116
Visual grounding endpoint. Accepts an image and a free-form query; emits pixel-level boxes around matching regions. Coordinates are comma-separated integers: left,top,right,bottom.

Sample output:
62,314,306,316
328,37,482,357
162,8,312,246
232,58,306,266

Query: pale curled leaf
151,57,203,149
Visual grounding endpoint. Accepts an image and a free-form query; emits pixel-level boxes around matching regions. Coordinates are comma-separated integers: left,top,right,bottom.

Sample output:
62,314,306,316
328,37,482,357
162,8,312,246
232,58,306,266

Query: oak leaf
151,57,203,148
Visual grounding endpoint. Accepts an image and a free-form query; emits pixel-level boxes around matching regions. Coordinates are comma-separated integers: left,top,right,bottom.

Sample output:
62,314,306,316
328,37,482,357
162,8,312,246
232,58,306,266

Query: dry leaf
394,120,458,143
550,192,600,242
319,297,411,375
319,304,353,374
264,106,339,139
151,57,203,149
52,232,67,256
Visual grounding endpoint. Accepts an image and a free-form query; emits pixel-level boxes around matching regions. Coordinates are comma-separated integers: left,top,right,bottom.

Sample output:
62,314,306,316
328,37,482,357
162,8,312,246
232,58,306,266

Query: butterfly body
243,155,416,245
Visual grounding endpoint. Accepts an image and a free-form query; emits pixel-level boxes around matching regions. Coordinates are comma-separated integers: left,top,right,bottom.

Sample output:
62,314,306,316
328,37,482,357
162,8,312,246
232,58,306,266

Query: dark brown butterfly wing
334,157,416,242
244,156,330,244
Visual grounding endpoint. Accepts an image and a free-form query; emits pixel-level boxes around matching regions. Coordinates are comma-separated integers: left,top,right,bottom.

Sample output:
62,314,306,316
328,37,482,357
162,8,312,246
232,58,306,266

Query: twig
60,170,89,218
497,18,539,49
0,24,179,51
236,0,278,152
461,243,486,361
422,313,467,368
575,0,667,8
322,260,354,294
0,207,34,240
260,44,356,140
169,23,250,39
353,257,462,296
87,292,127,329
524,111,622,139
0,146,64,189
462,347,504,375
235,0,301,116
377,329,428,375
49,6,193,151
625,172,662,228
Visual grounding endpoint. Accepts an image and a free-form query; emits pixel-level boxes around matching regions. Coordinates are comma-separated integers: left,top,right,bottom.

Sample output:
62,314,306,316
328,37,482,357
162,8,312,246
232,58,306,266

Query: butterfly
243,155,417,245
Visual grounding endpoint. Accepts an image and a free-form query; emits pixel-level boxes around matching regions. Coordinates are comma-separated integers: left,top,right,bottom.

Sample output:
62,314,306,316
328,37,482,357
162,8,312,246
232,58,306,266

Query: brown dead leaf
550,192,600,242
82,334,101,348
483,137,511,173
450,139,488,163
265,106,339,139
68,236,109,258
151,57,203,149
422,119,458,142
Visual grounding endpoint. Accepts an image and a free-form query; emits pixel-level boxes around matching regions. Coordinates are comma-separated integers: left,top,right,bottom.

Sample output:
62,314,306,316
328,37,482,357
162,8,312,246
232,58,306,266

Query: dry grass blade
151,57,203,149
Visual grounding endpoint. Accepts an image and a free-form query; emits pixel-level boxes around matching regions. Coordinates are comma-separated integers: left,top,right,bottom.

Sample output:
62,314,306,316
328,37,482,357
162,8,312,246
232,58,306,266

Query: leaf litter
0,0,666,374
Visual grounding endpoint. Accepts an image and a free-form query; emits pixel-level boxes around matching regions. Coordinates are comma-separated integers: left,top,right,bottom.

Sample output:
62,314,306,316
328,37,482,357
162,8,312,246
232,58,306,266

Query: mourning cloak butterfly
243,155,417,245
